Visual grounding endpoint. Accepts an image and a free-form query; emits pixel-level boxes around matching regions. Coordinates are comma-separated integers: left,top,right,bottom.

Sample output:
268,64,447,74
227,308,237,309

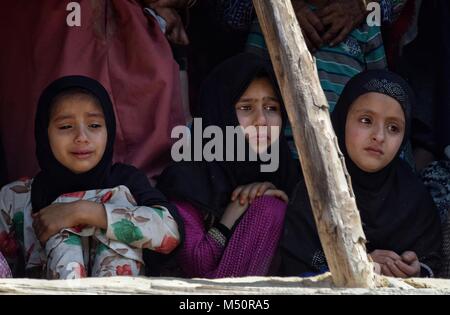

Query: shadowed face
235,77,282,154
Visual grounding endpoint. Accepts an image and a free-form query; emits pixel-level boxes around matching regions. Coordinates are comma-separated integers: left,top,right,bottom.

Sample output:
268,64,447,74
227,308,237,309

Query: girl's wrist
75,200,108,229
74,200,90,225
219,217,234,230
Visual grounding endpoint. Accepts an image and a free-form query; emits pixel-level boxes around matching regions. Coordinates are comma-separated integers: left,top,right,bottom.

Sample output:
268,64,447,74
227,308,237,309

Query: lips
249,132,270,140
71,150,94,159
364,146,384,156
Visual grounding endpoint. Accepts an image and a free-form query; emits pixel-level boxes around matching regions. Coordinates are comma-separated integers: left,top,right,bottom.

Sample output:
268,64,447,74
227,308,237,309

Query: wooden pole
253,0,375,288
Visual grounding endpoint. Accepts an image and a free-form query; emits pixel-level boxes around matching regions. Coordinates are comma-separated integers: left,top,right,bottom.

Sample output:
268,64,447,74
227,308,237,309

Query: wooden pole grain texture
253,0,375,288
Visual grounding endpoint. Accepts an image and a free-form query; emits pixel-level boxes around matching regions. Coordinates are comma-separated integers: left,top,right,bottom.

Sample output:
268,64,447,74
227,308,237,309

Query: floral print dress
0,178,180,279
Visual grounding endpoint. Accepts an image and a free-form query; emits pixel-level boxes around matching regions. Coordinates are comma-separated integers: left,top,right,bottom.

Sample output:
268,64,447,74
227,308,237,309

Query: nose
74,126,89,144
253,107,267,127
371,123,385,143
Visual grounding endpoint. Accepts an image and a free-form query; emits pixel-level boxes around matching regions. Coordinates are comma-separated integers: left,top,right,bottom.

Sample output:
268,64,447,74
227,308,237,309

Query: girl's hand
222,182,288,229
383,252,420,278
232,182,288,205
32,201,83,244
369,249,402,277
395,251,421,278
369,249,402,266
369,250,420,278
263,189,289,203
32,200,107,244
220,199,249,230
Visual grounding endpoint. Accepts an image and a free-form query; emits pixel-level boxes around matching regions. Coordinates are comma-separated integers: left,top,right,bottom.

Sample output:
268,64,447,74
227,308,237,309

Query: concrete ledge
1,273,450,295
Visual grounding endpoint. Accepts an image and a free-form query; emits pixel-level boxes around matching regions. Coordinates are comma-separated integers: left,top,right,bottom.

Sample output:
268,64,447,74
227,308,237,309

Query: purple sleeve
174,201,226,278
0,251,12,278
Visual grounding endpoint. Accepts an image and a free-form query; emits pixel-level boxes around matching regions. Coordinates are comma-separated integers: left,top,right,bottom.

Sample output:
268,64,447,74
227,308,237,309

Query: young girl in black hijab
157,53,300,278
0,76,181,278
280,70,442,278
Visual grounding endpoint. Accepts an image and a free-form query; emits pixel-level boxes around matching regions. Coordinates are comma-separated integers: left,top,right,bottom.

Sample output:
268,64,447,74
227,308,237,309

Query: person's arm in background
317,0,367,47
315,0,409,47
141,0,194,45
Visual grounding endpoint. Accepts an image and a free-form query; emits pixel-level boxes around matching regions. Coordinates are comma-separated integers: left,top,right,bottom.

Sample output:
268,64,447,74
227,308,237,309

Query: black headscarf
157,53,300,219
31,75,180,217
280,70,442,276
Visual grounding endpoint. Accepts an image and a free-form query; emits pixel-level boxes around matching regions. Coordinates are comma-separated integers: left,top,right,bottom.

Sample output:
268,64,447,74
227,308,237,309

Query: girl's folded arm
174,201,226,277
103,201,180,253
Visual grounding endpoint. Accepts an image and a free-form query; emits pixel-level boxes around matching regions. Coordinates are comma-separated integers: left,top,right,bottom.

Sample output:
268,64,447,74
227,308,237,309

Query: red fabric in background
0,0,184,182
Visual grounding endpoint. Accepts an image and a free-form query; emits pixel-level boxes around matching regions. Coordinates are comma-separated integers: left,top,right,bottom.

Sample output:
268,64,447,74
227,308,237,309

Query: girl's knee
247,195,287,224
93,248,143,277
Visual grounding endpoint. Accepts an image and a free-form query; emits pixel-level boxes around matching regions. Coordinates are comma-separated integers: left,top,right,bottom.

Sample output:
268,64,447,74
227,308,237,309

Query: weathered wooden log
253,0,375,287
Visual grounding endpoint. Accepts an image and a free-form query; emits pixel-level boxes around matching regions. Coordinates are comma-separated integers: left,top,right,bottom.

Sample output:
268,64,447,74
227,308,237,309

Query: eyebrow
52,112,104,122
85,112,105,118
237,96,279,103
52,114,74,122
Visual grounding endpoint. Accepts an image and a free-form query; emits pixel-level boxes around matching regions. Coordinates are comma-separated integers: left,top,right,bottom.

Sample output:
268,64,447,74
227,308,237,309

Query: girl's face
345,92,405,173
48,95,107,174
235,77,282,154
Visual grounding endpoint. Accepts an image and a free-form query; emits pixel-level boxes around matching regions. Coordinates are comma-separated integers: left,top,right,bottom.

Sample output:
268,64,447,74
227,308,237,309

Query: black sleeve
213,221,232,240
414,189,443,277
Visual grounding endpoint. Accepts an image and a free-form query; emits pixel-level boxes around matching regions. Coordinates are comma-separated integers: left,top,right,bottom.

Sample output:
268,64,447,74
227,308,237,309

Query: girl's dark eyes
57,124,103,130
359,117,372,124
236,104,280,112
264,104,280,112
387,124,400,133
357,115,402,134
237,105,252,111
